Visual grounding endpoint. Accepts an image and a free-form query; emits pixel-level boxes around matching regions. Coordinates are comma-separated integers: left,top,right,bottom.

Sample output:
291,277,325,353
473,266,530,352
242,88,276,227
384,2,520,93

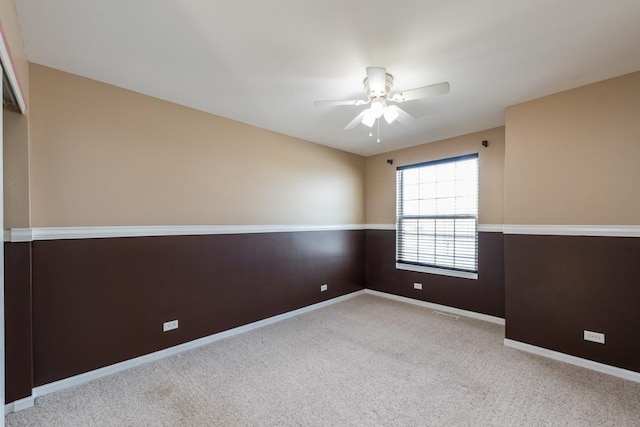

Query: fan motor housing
364,73,393,98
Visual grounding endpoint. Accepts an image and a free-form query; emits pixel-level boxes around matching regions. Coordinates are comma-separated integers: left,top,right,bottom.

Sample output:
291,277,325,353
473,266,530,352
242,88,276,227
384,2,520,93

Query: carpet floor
6,293,640,426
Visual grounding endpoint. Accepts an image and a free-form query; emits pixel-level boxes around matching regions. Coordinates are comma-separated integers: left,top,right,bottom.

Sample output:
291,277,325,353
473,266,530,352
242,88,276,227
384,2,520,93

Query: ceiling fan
314,67,450,130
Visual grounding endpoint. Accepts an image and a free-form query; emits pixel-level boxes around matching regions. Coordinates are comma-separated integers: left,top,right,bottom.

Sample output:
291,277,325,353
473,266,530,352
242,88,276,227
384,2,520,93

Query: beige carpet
7,294,640,426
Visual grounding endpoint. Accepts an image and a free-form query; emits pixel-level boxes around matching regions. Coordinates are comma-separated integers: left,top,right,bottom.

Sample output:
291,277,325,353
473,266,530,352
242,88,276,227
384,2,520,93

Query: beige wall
29,64,365,227
2,0,30,229
365,127,505,225
4,109,30,227
23,58,640,228
505,71,640,225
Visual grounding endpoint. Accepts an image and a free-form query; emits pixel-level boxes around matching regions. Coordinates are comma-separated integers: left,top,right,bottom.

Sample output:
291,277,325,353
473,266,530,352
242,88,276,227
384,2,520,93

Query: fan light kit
314,67,450,141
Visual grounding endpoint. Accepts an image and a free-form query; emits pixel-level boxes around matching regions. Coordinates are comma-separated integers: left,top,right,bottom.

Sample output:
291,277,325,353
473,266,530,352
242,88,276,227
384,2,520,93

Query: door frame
1,24,27,425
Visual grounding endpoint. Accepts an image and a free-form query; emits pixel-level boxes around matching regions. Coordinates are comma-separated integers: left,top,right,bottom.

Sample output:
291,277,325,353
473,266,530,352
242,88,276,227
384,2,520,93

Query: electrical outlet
163,320,179,332
321,284,328,292
413,283,423,290
584,330,605,344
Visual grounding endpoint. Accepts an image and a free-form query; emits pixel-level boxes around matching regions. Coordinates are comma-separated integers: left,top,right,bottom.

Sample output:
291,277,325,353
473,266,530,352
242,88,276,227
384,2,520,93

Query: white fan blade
314,99,368,106
392,105,415,125
345,110,367,129
390,82,450,102
366,67,387,95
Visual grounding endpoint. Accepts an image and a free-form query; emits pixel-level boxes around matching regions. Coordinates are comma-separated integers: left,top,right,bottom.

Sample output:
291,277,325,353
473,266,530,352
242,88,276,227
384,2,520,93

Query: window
396,153,478,279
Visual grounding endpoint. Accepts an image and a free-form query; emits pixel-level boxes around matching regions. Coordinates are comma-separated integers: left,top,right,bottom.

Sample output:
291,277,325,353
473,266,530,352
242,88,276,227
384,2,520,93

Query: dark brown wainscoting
4,242,33,403
31,230,365,386
365,230,505,318
505,234,640,373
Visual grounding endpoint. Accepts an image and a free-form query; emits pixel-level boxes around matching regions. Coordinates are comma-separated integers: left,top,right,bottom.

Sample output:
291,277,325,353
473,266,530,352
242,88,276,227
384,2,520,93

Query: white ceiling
14,0,640,156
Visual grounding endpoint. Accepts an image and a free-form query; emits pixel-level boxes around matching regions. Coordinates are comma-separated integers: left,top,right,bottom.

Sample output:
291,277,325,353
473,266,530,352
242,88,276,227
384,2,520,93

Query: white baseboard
504,338,640,383
5,395,35,414
29,290,365,404
364,289,505,325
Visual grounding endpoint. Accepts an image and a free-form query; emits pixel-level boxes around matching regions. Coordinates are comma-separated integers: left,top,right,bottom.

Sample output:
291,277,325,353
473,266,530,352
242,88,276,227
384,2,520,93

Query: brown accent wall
19,61,368,396
28,64,365,227
4,242,32,403
366,230,504,318
505,234,640,372
365,127,505,225
363,127,505,319
504,71,640,371
31,230,364,386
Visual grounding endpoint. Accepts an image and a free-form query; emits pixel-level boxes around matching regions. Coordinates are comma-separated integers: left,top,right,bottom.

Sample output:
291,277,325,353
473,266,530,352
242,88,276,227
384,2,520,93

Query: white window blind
396,153,478,274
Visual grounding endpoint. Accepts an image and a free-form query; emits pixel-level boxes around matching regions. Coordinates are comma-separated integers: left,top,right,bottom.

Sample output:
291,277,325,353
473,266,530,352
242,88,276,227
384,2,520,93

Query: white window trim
396,262,478,280
395,153,479,279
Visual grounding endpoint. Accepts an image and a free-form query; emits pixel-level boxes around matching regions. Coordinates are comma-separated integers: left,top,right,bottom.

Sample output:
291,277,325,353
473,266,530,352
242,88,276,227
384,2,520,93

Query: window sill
395,263,478,280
